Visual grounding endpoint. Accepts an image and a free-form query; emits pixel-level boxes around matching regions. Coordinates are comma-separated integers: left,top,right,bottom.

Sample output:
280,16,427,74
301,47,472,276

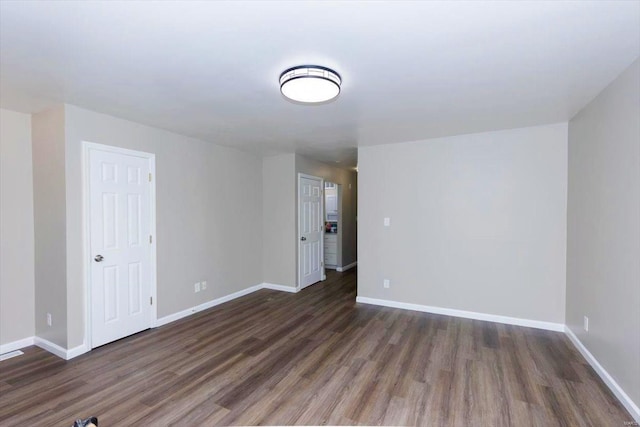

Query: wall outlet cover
194,282,201,293
201,281,207,290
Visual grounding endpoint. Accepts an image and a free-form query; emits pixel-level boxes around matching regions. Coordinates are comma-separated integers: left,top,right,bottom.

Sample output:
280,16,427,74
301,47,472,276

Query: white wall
566,59,640,410
0,109,35,347
358,123,568,324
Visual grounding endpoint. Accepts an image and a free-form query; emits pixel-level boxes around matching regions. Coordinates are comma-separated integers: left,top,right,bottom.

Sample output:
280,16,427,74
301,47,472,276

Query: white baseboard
355,296,565,332
565,326,640,423
0,350,24,361
0,336,35,355
0,337,35,354
157,282,300,327
261,282,299,293
33,337,89,360
34,337,66,359
336,261,357,272
8,282,279,360
66,343,90,360
156,284,263,327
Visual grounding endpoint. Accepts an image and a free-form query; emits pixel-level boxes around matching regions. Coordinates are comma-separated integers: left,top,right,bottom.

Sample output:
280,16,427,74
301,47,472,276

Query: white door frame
297,173,325,290
82,141,157,350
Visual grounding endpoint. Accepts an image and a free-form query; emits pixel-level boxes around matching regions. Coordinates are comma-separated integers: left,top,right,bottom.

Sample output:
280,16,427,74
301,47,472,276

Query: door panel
127,194,141,247
103,266,119,323
90,148,152,348
299,176,323,289
128,262,142,315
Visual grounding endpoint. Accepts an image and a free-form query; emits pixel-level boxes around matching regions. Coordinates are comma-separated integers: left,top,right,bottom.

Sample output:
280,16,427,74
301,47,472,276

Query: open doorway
323,181,341,270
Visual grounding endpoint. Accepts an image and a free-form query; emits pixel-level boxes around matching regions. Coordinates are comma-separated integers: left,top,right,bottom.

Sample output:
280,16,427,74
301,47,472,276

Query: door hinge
150,296,153,305
321,261,324,266
149,235,153,244
149,173,152,182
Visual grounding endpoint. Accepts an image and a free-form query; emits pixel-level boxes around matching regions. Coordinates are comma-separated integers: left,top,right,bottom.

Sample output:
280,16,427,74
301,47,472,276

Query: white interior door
299,175,323,289
89,146,153,348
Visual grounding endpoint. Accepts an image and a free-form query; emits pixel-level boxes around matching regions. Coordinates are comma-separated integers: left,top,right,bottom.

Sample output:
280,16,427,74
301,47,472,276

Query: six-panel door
299,176,323,289
89,148,152,348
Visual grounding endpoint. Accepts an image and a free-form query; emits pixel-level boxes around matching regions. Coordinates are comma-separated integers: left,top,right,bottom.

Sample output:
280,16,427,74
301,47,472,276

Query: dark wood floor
0,269,632,426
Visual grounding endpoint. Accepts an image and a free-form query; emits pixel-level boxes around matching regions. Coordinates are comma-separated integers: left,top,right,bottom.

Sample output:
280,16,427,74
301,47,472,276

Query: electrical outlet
201,281,207,290
383,279,390,289
384,217,391,227
584,316,589,332
46,313,52,327
194,282,200,293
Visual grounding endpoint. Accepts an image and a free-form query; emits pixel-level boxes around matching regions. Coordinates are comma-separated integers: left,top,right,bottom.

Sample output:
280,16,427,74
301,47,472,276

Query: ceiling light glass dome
279,65,341,103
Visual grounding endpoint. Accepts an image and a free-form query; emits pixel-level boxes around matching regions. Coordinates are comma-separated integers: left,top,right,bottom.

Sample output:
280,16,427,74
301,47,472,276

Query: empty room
0,1,639,426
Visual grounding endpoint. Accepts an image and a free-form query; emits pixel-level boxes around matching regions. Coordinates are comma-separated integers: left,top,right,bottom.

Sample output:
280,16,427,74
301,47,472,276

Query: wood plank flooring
0,269,633,426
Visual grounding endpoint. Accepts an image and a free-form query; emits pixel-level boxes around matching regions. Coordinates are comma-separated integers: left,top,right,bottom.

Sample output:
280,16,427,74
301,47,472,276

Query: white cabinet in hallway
326,194,337,215
324,233,337,268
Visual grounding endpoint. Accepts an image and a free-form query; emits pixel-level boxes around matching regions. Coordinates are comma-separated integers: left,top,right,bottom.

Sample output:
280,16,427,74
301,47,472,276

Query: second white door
298,175,323,289
88,144,154,348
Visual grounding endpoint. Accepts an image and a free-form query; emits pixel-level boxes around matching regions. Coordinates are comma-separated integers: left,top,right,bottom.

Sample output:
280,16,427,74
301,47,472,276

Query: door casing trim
82,141,158,351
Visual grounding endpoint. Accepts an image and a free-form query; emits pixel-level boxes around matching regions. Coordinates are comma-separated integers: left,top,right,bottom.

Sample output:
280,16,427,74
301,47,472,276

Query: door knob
94,254,104,262
301,236,307,241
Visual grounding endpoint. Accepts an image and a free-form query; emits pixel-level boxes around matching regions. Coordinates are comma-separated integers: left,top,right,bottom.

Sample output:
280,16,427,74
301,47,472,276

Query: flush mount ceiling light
279,65,341,103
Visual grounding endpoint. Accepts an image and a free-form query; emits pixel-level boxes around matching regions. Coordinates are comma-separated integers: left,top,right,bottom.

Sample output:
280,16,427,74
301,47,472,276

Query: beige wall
0,109,35,346
566,59,640,408
31,105,68,347
358,123,568,323
262,154,297,286
63,105,264,348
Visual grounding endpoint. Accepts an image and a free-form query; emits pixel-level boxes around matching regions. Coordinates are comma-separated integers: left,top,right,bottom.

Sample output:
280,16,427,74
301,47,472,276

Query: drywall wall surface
567,58,640,408
31,105,68,347
262,153,296,287
358,123,567,323
64,104,263,348
0,109,35,346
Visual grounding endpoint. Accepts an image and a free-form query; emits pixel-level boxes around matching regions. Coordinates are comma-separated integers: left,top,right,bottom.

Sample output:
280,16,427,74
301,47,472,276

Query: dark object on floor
72,416,98,427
